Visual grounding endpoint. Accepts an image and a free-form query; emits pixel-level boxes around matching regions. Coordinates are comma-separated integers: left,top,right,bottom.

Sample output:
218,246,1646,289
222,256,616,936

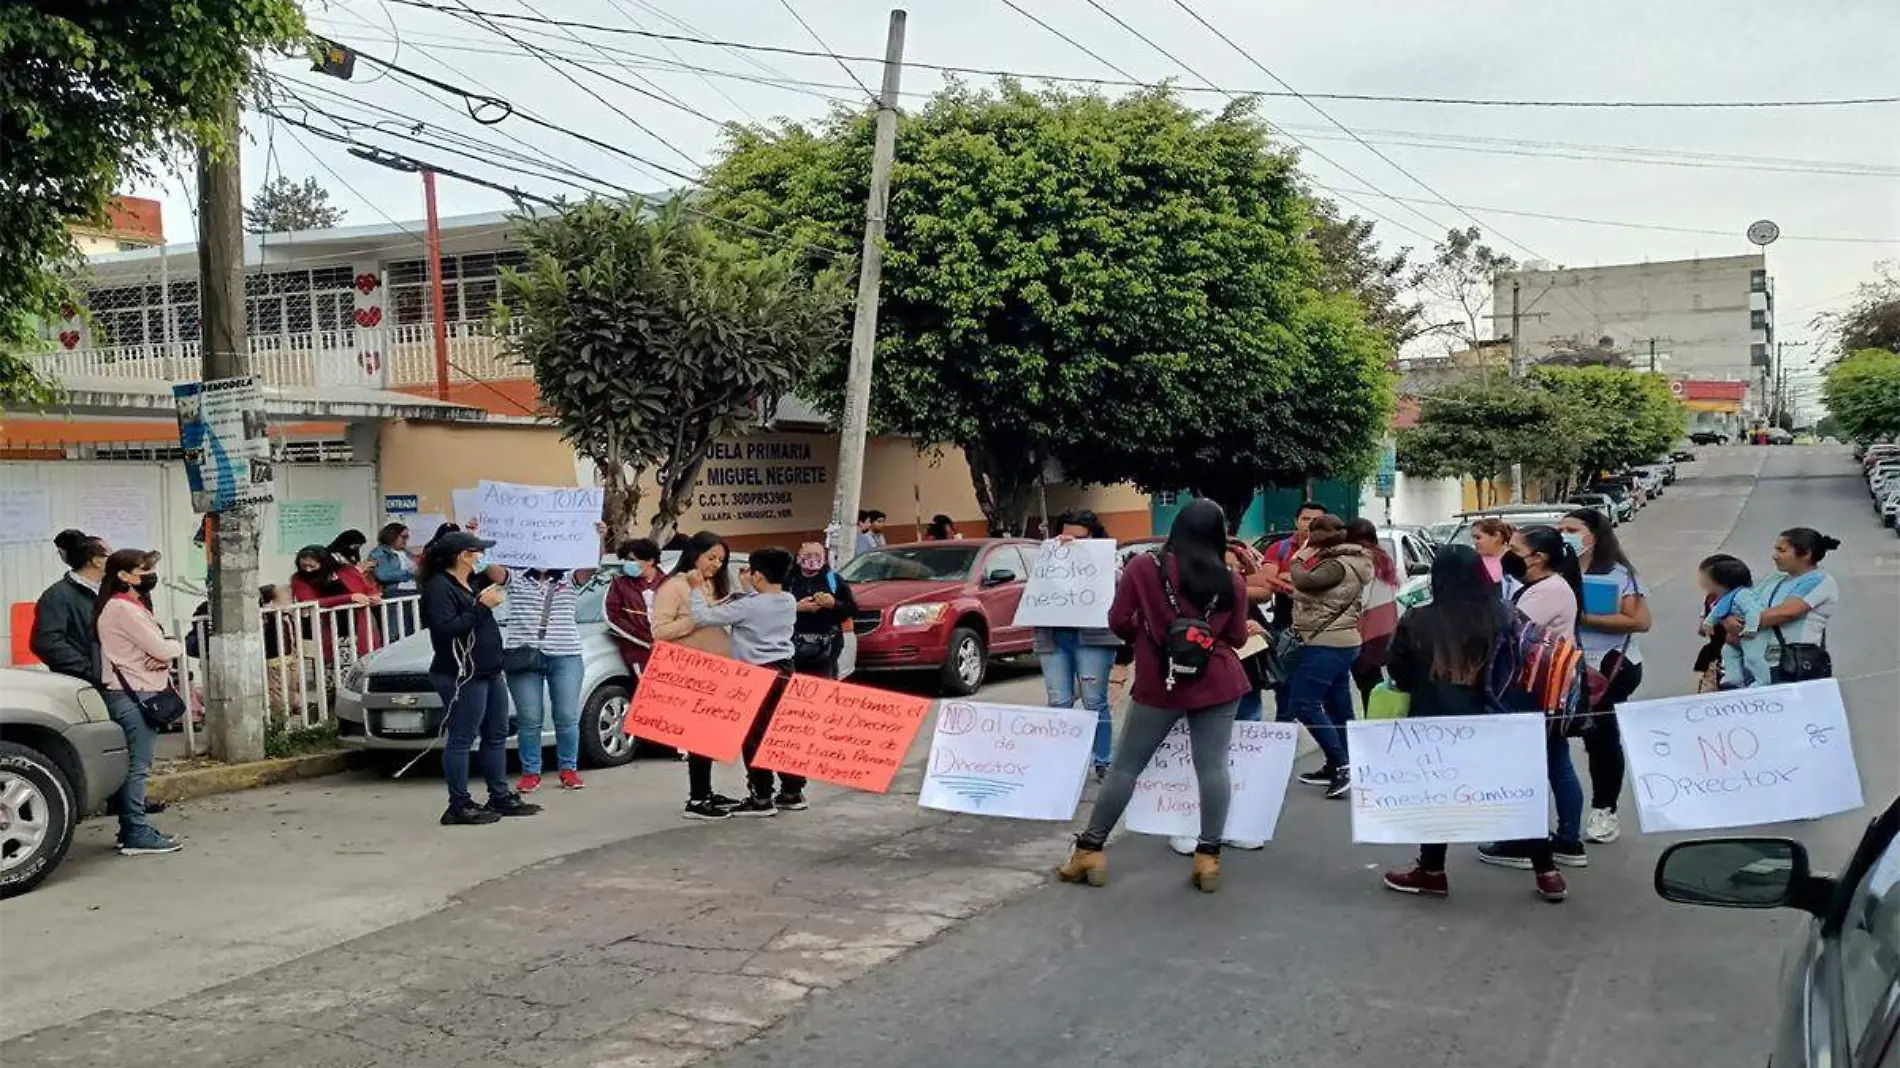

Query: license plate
380,710,428,735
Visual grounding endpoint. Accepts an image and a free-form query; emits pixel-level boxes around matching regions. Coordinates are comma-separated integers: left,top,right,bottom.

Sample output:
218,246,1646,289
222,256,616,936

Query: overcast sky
133,0,1900,396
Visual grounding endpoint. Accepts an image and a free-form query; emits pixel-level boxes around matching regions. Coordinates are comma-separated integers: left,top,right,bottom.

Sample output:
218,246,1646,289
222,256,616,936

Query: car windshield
840,544,981,582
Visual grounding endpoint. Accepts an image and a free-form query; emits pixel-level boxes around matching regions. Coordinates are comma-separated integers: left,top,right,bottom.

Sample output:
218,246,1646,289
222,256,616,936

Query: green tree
1395,380,1580,506
1814,263,1900,358
1308,197,1423,347
1529,365,1685,480
1,0,305,405
1822,348,1900,443
703,82,1392,531
1408,226,1516,353
500,198,850,539
244,174,346,233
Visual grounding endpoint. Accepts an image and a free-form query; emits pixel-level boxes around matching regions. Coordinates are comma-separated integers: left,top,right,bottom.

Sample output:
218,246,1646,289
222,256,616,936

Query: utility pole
1508,280,1524,502
199,98,268,763
827,9,907,567
1648,338,1658,373
423,170,452,402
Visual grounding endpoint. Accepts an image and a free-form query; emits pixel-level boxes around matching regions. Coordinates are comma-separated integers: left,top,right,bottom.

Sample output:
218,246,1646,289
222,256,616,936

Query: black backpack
1153,554,1220,691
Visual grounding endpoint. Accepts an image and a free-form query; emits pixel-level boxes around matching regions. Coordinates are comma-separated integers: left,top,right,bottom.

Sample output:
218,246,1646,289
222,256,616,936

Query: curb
147,750,371,804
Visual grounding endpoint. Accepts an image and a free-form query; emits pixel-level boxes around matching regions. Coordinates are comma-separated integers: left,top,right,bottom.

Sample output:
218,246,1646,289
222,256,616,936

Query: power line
994,0,1141,83
378,3,1900,110
775,0,875,100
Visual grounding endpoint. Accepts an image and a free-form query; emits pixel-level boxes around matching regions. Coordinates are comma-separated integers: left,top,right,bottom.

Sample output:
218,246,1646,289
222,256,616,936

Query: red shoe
1383,866,1449,897
559,770,585,790
1535,870,1568,902
516,773,542,794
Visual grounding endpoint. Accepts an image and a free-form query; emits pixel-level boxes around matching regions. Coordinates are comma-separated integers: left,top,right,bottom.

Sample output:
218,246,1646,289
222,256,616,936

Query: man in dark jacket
786,540,856,678
32,532,109,684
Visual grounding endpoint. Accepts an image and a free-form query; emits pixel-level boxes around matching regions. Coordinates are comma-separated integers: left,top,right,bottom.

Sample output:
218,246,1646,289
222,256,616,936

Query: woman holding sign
1057,499,1249,893
1380,546,1569,903
652,532,745,821
1034,510,1122,780
1560,509,1651,847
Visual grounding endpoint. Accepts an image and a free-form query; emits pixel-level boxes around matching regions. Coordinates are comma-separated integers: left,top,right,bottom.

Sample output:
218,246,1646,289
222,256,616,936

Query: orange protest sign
621,642,778,762
752,675,932,793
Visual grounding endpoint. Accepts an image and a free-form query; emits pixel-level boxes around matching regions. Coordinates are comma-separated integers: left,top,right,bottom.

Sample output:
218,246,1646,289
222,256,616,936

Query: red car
838,538,1039,695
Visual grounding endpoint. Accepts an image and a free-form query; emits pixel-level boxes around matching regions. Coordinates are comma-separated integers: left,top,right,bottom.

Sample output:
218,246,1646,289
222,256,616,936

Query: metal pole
1648,338,1657,374
826,9,907,568
1508,278,1524,503
423,170,452,403
198,97,267,763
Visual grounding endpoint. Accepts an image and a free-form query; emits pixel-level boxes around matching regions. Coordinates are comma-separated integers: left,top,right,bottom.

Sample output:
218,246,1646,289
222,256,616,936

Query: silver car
1,669,130,897
1654,794,1900,1066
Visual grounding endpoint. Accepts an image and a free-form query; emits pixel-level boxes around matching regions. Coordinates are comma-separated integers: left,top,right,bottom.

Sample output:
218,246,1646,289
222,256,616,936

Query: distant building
66,196,165,255
1494,253,1771,412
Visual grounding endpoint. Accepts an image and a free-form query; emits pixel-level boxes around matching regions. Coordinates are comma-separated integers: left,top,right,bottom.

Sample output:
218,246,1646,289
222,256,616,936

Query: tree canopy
1815,263,1900,358
244,174,345,233
0,0,304,405
702,82,1393,531
1822,348,1900,444
500,197,850,539
1408,226,1516,354
1528,365,1684,478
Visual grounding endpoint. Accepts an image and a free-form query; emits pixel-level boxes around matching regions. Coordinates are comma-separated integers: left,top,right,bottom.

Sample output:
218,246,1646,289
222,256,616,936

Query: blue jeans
1549,733,1584,843
1235,689,1264,722
1287,643,1359,768
433,672,511,809
1039,631,1116,766
506,653,583,774
103,690,159,840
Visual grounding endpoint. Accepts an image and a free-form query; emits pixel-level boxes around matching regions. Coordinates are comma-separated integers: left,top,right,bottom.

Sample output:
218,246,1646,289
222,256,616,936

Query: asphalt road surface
699,445,1899,1068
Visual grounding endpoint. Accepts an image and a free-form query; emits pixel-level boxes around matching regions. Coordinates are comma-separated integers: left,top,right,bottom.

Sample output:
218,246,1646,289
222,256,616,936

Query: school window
1155,491,1180,507
385,250,526,325
80,281,197,347
1750,310,1769,330
1749,268,1768,293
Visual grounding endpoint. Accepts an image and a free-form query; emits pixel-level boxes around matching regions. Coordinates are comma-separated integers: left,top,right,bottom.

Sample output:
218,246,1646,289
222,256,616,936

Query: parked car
1671,448,1698,463
0,668,129,897
840,539,1039,695
1878,485,1899,528
1445,506,1574,546
1688,430,1730,445
1767,427,1796,445
1653,794,1900,1067
1567,493,1619,526
334,552,798,764
1584,483,1638,522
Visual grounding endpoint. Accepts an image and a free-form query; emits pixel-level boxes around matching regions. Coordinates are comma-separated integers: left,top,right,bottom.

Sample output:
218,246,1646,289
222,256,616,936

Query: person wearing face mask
606,538,668,681
1479,525,1590,871
687,546,806,815
291,543,382,664
95,548,184,855
787,539,857,681
652,531,745,820
1559,509,1651,846
419,532,541,826
33,530,110,685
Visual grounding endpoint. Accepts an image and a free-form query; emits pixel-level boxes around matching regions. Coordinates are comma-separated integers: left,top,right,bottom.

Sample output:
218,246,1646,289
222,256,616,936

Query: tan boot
1056,844,1107,887
1190,850,1220,893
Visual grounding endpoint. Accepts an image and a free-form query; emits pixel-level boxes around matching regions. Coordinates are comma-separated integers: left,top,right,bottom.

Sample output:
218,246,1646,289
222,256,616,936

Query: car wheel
0,741,77,899
939,626,987,696
579,681,637,768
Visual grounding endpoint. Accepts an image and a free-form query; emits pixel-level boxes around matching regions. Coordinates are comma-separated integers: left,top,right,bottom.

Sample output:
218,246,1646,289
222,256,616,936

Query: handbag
1258,597,1353,688
501,581,558,674
111,664,188,730
1763,577,1833,683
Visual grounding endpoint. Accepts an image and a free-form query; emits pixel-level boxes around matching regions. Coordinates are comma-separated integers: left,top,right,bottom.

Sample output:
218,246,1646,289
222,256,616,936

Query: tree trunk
1192,477,1257,535
649,446,710,543
963,444,1033,536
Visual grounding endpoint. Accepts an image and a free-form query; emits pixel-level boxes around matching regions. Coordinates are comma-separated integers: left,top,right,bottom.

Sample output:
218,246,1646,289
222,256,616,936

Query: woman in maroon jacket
1058,499,1250,893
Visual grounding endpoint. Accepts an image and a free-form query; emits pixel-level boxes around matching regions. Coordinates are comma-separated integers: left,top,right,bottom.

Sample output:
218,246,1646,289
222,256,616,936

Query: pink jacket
98,595,183,693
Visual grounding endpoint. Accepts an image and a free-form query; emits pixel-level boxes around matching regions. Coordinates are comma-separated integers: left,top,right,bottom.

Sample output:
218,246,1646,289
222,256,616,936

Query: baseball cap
433,531,496,556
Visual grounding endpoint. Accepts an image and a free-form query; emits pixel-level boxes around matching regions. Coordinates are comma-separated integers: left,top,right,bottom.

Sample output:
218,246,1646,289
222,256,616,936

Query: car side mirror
1654,838,1827,914
1406,560,1431,577
983,568,1017,587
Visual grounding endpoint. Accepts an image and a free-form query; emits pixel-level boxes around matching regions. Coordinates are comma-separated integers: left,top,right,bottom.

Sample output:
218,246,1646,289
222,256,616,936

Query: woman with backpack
96,548,185,856
1057,499,1250,894
1559,509,1651,847
1381,545,1567,903
1478,525,1589,871
1345,518,1400,712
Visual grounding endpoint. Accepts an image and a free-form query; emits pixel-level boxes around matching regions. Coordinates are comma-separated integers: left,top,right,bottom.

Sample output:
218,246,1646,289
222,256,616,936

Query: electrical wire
774,0,875,101
379,2,1900,110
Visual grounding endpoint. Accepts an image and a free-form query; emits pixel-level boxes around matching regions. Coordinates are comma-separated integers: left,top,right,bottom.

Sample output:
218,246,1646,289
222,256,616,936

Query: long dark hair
1409,544,1509,686
671,531,733,600
1161,499,1232,611
328,529,367,564
96,548,159,620
295,544,349,596
1564,508,1635,577
1518,525,1583,604
1344,517,1398,586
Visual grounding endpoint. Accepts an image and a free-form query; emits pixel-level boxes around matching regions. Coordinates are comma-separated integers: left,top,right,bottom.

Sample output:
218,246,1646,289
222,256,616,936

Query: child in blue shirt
1698,554,1769,688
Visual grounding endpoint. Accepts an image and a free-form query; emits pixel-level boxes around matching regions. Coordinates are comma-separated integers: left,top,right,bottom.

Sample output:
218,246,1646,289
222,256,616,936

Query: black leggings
1582,652,1644,812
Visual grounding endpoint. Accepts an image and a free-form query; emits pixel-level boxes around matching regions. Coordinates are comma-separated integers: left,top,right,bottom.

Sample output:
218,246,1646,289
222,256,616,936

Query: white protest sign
0,488,50,546
469,481,604,569
919,701,1096,821
404,514,450,543
1011,538,1117,629
1346,713,1549,844
1617,680,1862,833
450,488,481,528
1124,720,1299,842
76,479,160,553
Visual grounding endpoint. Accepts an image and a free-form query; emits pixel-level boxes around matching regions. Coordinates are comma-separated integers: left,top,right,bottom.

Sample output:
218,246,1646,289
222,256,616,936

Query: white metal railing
29,321,523,392
170,594,422,755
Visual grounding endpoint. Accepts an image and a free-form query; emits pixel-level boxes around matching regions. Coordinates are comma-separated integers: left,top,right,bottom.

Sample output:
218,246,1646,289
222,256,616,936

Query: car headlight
77,685,111,723
343,660,366,694
891,603,949,627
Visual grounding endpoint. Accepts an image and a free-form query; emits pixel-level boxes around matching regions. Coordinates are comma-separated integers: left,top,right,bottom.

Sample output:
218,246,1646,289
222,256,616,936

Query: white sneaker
1584,808,1620,844
1222,838,1265,850
1168,836,1197,856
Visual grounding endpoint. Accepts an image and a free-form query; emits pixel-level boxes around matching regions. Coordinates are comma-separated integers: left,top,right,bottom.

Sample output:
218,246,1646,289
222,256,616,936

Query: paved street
1,445,1893,1068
